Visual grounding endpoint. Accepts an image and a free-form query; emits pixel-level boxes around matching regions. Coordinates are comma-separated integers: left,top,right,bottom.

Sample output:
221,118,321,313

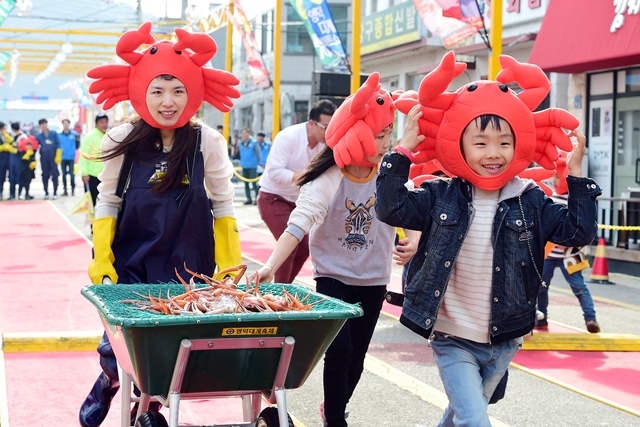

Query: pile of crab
120,265,322,315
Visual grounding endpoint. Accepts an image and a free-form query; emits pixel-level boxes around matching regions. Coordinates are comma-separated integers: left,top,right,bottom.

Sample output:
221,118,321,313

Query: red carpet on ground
0,202,264,426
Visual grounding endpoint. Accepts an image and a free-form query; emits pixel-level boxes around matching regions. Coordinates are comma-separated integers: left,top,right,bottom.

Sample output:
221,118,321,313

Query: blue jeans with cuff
431,332,521,427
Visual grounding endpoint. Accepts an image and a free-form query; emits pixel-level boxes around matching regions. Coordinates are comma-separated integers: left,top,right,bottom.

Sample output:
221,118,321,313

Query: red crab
87,22,240,129
326,72,400,168
395,51,579,190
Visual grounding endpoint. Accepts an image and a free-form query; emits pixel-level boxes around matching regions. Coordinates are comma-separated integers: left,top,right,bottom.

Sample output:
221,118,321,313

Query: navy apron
111,131,215,284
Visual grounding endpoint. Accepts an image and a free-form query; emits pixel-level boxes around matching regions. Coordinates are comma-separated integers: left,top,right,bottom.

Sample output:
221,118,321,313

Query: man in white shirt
257,99,337,283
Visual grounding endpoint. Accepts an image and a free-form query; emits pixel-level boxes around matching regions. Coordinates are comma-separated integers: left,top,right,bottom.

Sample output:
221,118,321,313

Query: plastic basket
82,283,363,395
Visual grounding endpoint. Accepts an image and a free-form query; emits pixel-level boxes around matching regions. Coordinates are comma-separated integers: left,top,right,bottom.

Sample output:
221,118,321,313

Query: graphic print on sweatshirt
343,194,375,249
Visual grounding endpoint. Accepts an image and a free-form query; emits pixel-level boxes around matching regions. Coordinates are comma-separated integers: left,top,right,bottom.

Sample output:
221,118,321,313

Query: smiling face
367,124,393,164
145,75,188,128
461,116,515,177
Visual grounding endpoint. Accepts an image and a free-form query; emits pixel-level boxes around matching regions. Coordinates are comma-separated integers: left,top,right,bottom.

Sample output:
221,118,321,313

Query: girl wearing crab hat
79,23,242,427
376,52,601,426
252,72,419,427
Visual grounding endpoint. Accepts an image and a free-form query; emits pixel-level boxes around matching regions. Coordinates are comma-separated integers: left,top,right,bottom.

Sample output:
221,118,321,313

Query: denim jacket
376,153,601,343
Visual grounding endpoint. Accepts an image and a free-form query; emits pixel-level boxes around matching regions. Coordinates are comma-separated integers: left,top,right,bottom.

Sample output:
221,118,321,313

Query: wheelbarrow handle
102,276,113,285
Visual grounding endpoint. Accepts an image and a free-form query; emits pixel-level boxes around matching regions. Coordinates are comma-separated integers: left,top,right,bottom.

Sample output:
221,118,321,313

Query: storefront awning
529,0,640,73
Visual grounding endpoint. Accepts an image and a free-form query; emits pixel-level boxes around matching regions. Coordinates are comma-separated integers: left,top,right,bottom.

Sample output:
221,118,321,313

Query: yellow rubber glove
8,145,17,154
88,217,119,284
2,130,13,144
0,143,7,152
54,148,62,164
29,161,36,170
213,216,242,278
74,163,79,175
22,149,34,160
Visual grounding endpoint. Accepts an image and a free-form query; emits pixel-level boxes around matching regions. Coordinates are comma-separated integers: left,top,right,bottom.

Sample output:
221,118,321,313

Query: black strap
115,129,201,202
115,156,133,198
176,129,201,205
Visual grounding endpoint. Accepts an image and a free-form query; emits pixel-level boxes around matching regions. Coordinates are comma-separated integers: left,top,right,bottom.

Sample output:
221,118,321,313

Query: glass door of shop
614,97,640,198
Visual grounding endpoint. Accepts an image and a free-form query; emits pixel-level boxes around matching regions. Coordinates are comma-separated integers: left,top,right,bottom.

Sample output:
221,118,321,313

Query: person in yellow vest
79,114,109,208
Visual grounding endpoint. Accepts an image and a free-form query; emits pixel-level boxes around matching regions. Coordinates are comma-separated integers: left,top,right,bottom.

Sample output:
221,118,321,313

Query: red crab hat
19,134,39,152
87,22,241,130
395,51,579,190
325,72,399,168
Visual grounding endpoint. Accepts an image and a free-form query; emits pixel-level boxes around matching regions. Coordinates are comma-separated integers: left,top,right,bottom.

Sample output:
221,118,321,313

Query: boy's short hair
0,122,5,128
10,122,20,131
257,132,265,137
38,118,48,125
61,118,71,124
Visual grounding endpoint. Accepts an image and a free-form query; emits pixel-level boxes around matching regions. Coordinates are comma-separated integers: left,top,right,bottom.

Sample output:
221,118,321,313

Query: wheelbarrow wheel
256,406,294,427
134,410,168,427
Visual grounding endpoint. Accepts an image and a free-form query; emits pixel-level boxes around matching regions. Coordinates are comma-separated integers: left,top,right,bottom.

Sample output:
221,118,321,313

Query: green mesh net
82,282,363,327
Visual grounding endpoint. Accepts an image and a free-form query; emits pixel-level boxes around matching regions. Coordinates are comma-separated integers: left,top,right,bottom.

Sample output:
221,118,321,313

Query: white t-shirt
258,122,326,203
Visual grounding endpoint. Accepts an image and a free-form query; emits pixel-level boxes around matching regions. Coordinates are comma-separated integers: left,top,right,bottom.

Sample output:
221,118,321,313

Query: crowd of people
0,117,86,201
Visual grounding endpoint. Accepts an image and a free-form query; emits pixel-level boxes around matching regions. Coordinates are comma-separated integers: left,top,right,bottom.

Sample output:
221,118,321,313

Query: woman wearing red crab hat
251,72,419,427
79,22,242,427
376,52,601,426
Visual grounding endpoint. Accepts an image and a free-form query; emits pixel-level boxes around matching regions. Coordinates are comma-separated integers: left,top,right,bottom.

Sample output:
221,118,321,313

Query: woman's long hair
296,146,336,186
100,117,200,194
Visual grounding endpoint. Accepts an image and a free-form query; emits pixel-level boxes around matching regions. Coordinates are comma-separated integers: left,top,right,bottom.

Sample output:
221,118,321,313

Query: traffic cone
589,237,614,284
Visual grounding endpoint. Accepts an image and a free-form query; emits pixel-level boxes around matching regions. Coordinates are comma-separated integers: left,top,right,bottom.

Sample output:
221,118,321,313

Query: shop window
295,100,309,124
261,11,274,54
617,110,640,167
408,73,427,91
625,69,640,93
286,5,314,54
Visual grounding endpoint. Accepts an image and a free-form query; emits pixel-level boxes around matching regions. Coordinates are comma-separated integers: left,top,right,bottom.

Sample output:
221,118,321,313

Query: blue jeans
538,258,597,321
431,333,521,427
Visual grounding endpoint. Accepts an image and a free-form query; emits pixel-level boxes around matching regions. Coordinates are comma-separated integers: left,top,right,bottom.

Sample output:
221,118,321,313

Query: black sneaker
63,190,68,196
243,200,253,205
535,317,548,329
586,319,600,333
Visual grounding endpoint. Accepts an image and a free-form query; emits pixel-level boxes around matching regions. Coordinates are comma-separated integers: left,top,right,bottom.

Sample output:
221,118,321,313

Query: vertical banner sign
412,0,479,48
0,0,16,27
289,0,345,69
436,0,484,28
227,0,271,88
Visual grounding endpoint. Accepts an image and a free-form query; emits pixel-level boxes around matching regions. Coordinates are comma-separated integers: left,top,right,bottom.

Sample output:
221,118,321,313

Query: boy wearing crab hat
79,22,242,427
376,52,601,426
252,72,420,427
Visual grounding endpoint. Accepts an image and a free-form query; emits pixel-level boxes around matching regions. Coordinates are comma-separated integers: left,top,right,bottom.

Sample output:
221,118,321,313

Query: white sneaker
536,310,545,321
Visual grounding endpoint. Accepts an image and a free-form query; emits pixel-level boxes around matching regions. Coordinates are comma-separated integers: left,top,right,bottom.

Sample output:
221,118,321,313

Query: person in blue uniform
35,118,61,199
78,23,242,427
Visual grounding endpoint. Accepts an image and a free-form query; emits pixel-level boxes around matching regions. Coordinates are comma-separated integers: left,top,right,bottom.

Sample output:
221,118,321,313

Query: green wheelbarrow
82,282,363,427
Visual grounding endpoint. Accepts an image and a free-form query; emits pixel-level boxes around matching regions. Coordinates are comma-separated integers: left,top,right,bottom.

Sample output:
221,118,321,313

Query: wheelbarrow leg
168,392,180,427
274,389,289,427
132,393,151,425
118,363,132,427
241,393,262,422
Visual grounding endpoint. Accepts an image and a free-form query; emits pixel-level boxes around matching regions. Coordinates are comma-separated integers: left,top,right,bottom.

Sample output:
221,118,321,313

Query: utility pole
137,0,142,24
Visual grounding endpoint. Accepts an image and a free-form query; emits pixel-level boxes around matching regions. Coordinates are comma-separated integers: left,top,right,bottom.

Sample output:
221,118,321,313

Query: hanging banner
412,0,479,48
289,0,346,69
0,0,16,27
227,0,271,88
435,0,484,28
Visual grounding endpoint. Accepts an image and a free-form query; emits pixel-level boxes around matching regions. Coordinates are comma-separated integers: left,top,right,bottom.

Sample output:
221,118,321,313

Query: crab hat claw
326,72,396,168
87,22,240,130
